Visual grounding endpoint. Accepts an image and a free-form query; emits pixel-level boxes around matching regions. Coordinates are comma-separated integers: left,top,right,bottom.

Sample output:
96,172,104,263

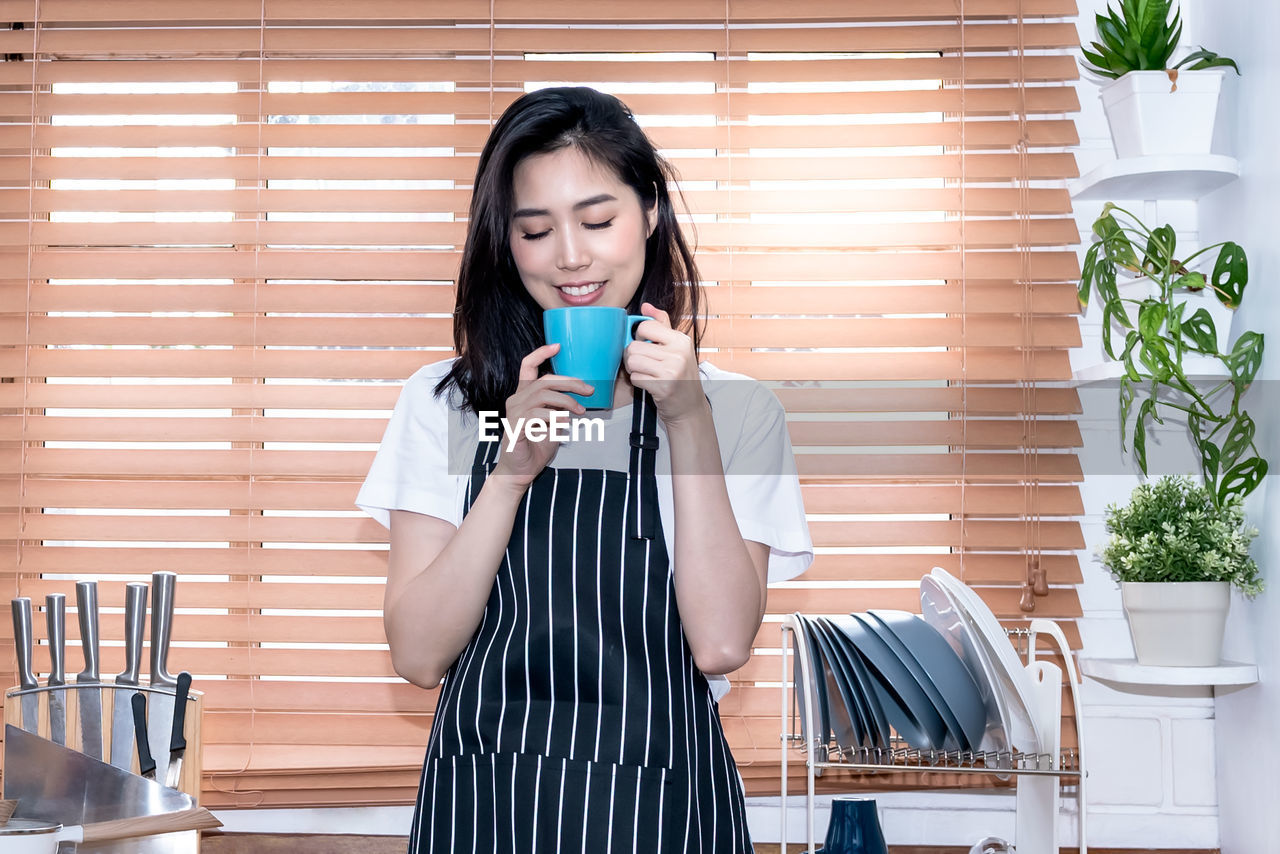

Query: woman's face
508,146,657,311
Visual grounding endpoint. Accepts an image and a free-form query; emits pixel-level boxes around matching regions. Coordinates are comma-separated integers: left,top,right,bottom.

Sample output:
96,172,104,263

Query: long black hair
435,86,703,415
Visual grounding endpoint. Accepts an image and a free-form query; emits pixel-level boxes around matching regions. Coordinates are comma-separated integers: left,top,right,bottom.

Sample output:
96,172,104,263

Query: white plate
918,575,1015,757
927,567,1045,754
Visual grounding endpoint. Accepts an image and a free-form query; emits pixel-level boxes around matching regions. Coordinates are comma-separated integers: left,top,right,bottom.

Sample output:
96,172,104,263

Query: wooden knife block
3,685,203,802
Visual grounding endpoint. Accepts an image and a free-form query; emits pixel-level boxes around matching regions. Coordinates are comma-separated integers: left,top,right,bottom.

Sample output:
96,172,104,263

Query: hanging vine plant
1077,203,1267,506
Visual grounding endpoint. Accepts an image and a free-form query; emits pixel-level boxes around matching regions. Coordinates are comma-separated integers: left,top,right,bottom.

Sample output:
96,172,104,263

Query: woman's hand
625,302,708,427
489,343,592,492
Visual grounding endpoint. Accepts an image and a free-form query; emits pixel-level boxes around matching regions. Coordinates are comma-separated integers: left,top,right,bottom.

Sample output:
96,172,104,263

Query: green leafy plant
1081,0,1240,79
1101,476,1262,596
1077,203,1267,507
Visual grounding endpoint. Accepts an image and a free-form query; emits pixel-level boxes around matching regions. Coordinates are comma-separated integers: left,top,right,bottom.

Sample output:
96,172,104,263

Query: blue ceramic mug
543,306,647,409
823,796,888,854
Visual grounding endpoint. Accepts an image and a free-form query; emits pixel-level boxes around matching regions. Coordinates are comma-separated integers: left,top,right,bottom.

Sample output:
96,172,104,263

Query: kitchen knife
111,581,148,769
131,691,156,780
46,592,67,745
164,671,192,790
146,571,178,783
76,580,104,760
10,598,39,734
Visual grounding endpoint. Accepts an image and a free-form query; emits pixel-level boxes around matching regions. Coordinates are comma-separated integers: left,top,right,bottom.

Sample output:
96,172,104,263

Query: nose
556,228,590,271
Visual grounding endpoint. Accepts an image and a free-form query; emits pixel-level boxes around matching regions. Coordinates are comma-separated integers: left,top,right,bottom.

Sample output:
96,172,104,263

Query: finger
624,354,666,379
532,373,595,397
529,389,589,416
623,340,668,361
510,386,589,418
519,343,560,383
640,302,672,327
631,319,681,347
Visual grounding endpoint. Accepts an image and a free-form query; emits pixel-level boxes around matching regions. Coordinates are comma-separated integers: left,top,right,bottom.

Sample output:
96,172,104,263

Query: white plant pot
1099,70,1226,158
1121,580,1230,666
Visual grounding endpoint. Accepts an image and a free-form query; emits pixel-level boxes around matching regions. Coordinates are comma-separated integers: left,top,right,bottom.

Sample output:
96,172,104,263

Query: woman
358,86,812,853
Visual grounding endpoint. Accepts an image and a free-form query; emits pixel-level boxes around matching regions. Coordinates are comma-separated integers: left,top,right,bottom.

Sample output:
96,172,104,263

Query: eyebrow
512,193,618,219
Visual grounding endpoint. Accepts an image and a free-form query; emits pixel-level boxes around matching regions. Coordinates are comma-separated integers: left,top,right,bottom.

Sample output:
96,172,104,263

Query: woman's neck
612,370,633,409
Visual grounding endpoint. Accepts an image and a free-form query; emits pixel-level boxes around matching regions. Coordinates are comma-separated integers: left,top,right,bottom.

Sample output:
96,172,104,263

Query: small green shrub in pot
1101,475,1262,596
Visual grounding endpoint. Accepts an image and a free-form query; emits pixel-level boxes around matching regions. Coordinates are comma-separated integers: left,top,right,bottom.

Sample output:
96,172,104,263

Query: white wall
1193,1,1280,852
1056,0,1249,849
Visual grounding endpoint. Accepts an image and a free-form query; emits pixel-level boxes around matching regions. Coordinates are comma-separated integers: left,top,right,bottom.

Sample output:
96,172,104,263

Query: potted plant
1101,476,1261,666
1081,0,1240,157
1077,202,1267,507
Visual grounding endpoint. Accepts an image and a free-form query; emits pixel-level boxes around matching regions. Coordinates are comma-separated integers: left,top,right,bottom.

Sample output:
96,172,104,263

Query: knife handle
46,592,66,686
170,671,192,752
117,582,147,685
11,598,37,690
149,571,177,687
76,580,100,681
132,691,156,778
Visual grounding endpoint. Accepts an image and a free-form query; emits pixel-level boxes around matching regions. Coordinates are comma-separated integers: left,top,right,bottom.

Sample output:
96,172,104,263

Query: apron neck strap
628,385,660,541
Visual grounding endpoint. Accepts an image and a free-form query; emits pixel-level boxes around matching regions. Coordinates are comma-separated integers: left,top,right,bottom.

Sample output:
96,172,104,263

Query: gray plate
867,609,988,752
814,616,887,749
790,614,814,750
793,614,832,751
805,615,863,752
826,614,943,750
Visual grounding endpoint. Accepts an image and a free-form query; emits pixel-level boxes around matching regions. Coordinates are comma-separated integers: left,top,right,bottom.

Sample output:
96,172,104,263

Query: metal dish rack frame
779,614,1087,854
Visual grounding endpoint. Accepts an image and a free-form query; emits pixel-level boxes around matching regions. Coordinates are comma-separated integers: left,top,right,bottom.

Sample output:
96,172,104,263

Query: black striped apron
407,386,752,853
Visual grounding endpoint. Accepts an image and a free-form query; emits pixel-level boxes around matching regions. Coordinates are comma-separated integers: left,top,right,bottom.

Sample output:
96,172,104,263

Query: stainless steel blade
45,592,67,745
111,582,147,769
77,580,104,760
4,723,194,823
17,691,38,736
10,597,39,733
146,571,177,784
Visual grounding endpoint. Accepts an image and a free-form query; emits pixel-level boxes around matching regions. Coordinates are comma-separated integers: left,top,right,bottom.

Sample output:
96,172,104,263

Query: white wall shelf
1081,657,1258,687
1069,154,1240,201
1073,355,1230,384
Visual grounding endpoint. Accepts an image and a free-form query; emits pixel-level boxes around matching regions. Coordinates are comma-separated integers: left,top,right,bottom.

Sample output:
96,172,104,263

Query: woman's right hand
489,343,594,492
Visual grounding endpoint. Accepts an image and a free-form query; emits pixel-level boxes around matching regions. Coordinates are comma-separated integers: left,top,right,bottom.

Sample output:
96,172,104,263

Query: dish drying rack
779,614,1087,854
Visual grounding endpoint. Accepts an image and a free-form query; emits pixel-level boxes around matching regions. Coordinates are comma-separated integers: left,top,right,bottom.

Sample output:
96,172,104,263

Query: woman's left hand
624,302,709,427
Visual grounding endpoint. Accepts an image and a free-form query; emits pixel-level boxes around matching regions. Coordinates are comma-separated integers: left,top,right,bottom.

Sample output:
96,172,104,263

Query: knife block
3,684,204,802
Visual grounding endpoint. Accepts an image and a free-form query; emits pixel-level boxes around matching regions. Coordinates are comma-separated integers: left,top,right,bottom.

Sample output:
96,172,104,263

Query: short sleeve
355,361,464,529
722,382,814,583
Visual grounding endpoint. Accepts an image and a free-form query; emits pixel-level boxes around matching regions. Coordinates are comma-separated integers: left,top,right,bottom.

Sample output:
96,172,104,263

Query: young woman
358,86,813,853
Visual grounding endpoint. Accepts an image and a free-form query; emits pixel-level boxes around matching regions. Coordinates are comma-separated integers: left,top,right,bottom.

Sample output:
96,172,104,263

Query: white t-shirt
356,357,815,699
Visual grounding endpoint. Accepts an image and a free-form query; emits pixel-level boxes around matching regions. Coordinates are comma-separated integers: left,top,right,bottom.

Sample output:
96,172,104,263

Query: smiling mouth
559,281,604,297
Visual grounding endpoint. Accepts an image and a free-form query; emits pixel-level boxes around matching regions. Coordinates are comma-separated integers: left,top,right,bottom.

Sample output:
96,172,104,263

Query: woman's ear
645,195,659,238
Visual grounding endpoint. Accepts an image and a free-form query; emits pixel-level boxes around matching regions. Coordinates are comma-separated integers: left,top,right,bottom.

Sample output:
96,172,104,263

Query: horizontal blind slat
4,55,1080,86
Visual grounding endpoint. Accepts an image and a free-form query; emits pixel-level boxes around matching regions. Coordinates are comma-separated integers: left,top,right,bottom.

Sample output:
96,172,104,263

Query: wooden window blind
1,0,1084,805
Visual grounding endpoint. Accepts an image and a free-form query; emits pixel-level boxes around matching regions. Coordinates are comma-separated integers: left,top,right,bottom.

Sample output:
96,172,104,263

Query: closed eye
519,219,614,241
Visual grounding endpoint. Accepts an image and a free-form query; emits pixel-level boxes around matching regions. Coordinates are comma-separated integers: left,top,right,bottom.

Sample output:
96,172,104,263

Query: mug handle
625,314,648,345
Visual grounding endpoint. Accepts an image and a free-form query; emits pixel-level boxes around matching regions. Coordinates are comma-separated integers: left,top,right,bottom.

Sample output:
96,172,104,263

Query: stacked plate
789,568,1045,758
